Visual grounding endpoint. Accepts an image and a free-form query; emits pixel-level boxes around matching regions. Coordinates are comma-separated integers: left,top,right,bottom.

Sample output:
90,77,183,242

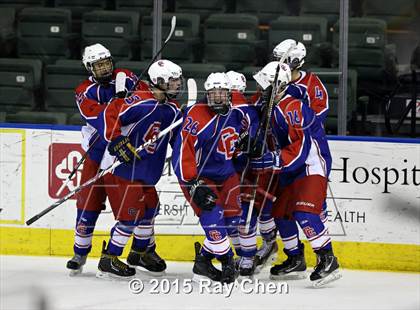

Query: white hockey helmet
253,61,292,91
148,59,183,98
273,39,306,70
226,70,247,93
204,72,232,115
82,43,113,83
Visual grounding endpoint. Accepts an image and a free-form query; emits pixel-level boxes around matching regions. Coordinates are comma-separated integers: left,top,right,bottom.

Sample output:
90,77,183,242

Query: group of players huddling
65,38,342,288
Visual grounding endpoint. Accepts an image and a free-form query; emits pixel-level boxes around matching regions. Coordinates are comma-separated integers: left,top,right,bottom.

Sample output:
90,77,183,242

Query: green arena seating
269,16,329,67
54,0,108,32
0,8,16,57
309,68,358,133
363,0,416,29
44,59,87,118
203,14,261,70
235,0,287,25
332,18,394,100
17,7,77,63
0,58,42,112
114,61,150,79
81,10,140,61
115,0,161,16
179,63,227,99
6,111,67,125
141,13,200,62
0,0,46,11
301,0,340,29
175,0,226,21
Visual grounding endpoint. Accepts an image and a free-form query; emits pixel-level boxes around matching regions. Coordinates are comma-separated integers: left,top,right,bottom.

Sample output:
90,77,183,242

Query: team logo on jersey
217,127,239,160
209,230,222,241
143,122,161,154
302,226,316,239
48,143,84,199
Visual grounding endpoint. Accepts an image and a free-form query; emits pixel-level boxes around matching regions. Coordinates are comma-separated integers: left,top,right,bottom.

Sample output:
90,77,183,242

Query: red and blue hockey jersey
75,69,138,163
172,99,247,183
270,94,332,186
292,71,329,124
95,82,181,185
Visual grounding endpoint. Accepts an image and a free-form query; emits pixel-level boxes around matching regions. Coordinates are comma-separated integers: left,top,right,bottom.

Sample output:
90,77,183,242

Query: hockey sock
258,200,277,241
293,211,332,252
107,220,136,256
238,202,257,257
74,209,100,256
200,205,233,259
275,218,303,256
225,216,241,256
132,206,159,252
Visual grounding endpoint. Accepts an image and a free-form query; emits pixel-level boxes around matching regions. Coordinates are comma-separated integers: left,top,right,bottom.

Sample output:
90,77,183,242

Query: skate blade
237,274,254,281
68,267,83,277
192,273,220,284
312,270,342,288
270,271,307,281
95,270,135,281
132,266,166,277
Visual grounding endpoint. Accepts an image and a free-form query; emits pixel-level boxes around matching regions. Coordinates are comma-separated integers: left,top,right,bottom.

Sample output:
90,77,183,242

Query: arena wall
0,124,419,272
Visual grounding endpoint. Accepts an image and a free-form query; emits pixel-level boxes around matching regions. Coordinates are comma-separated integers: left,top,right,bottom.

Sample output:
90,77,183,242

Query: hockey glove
250,151,281,170
186,179,217,211
235,132,263,158
108,135,140,164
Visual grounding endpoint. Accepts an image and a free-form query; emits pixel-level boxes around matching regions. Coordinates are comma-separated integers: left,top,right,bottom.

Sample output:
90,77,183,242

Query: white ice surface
1,255,419,310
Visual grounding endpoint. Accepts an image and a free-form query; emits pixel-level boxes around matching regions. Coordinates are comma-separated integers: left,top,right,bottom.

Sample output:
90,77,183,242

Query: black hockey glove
108,135,140,164
235,132,263,158
186,179,217,211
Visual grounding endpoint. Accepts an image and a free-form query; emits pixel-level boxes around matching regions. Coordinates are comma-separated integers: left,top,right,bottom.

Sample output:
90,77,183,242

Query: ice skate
192,242,222,283
255,238,278,271
270,250,307,280
96,241,136,280
127,247,166,276
310,249,342,288
66,254,87,276
238,256,257,279
219,254,236,284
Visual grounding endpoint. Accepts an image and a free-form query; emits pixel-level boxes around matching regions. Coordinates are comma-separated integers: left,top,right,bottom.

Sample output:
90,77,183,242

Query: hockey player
270,39,332,279
253,39,331,271
172,72,247,283
88,59,183,279
226,70,273,277
66,43,138,275
273,39,329,124
251,62,341,287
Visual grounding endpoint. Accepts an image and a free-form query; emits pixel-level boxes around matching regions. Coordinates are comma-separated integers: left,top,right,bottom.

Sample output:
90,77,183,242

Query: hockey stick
131,16,177,91
26,78,197,226
55,72,128,196
243,44,296,234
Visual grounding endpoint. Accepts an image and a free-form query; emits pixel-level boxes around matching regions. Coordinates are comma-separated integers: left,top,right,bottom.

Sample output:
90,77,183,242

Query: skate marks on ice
1,256,419,310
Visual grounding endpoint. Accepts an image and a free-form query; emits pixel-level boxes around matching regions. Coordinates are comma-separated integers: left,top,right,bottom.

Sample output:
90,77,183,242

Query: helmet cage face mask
88,57,113,84
207,88,231,115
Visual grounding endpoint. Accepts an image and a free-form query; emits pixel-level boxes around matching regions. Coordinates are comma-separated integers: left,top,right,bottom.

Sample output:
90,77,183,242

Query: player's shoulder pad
183,101,215,134
166,99,181,110
231,91,248,106
278,95,303,116
75,79,95,95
